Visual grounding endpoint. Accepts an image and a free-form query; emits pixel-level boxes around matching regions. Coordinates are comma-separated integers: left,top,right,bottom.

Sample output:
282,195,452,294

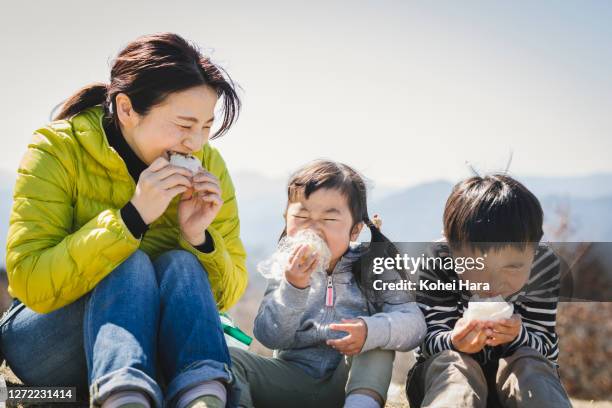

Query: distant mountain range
1,171,611,270
369,175,612,244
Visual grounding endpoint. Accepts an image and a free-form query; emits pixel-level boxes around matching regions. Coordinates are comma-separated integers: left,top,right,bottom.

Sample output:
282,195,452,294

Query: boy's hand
485,314,522,347
327,318,367,356
284,244,318,289
451,318,488,354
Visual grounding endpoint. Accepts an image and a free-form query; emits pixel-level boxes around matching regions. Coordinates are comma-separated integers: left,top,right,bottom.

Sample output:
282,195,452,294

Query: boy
407,174,571,408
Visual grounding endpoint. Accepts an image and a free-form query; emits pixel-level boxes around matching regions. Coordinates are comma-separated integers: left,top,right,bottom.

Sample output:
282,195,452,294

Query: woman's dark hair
54,32,240,139
281,160,403,310
444,174,544,252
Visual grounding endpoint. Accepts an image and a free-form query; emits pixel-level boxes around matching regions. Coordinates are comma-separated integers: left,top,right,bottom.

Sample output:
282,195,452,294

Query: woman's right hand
285,244,318,289
130,157,193,225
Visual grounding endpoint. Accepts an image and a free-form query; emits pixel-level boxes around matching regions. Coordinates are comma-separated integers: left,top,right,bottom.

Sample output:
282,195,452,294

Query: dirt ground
2,363,610,408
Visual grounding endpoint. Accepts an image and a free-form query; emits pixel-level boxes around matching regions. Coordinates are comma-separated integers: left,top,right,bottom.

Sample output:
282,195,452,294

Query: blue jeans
0,250,239,408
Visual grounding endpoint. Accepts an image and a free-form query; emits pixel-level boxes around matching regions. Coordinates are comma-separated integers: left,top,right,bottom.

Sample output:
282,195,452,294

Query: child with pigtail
230,160,426,408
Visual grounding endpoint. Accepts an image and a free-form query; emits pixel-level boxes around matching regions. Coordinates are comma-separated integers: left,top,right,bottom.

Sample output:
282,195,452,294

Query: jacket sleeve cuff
277,278,310,309
501,323,529,356
359,314,391,352
108,208,143,247
179,227,221,261
194,230,215,253
444,331,456,351
119,201,148,239
426,330,455,354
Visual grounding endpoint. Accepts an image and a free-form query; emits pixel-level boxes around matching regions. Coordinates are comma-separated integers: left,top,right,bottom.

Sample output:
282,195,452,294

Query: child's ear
350,222,364,241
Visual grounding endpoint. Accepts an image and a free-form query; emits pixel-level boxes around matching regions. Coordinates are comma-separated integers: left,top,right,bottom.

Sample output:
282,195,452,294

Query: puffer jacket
5,106,247,313
253,243,426,378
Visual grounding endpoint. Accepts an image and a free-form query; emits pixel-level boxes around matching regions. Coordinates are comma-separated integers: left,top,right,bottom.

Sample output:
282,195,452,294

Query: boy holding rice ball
407,174,571,407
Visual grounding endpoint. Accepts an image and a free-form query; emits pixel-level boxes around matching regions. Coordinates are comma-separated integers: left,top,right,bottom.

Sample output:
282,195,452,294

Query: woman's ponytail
53,82,108,121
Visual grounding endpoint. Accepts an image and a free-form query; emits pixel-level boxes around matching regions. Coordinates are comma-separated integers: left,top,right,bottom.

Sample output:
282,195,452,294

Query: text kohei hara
372,279,490,292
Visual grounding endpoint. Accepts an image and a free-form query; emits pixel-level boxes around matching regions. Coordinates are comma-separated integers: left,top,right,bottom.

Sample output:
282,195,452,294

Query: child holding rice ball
230,160,426,408
407,174,571,408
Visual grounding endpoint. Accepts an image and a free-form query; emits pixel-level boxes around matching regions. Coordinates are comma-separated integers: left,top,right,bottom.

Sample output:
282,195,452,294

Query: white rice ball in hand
169,152,202,174
463,295,514,322
257,229,332,280
170,153,203,200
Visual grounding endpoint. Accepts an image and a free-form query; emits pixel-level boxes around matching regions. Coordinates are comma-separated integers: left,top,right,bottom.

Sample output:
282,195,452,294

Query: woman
0,33,247,408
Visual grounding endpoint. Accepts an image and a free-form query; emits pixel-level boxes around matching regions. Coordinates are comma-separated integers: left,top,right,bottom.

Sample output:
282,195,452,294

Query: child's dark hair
282,160,402,309
444,174,543,252
54,32,240,139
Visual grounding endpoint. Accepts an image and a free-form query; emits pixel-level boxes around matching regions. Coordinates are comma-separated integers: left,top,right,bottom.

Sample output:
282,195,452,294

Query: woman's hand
178,169,223,246
284,244,318,289
327,318,368,356
131,157,192,225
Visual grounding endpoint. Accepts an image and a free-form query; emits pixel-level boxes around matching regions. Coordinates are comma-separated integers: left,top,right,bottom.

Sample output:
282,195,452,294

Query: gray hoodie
253,243,426,379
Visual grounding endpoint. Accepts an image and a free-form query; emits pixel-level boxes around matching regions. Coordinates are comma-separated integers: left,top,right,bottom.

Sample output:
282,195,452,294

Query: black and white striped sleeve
502,246,561,362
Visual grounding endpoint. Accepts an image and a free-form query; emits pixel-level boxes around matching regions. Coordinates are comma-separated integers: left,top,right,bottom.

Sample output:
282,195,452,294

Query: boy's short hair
443,174,543,251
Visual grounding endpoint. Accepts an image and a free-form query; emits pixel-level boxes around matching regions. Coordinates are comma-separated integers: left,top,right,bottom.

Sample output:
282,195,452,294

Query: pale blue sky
1,0,611,187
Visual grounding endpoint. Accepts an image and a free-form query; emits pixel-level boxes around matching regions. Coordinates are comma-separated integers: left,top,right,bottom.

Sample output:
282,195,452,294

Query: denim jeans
0,249,238,408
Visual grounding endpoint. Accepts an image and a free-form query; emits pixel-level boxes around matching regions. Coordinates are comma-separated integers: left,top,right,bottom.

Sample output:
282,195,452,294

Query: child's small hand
451,318,488,354
284,244,318,289
327,318,367,356
484,314,522,346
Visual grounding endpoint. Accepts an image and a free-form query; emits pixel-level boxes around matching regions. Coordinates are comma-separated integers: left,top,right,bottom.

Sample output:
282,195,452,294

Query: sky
1,0,611,188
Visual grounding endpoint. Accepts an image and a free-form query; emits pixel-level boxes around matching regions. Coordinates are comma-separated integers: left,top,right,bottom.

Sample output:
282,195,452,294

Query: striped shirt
415,242,561,365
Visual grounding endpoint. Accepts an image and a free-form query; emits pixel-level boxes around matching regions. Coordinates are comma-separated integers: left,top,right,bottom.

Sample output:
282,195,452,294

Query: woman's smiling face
285,188,362,270
115,85,218,164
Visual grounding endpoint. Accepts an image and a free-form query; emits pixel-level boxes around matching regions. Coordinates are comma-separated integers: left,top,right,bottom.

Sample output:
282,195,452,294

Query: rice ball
170,153,202,174
463,295,514,322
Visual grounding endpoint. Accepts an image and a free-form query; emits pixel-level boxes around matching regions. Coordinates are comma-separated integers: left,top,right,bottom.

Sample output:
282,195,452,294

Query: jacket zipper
325,275,334,307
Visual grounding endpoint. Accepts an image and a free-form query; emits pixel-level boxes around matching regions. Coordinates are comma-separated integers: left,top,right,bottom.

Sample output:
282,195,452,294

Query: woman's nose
183,131,206,152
